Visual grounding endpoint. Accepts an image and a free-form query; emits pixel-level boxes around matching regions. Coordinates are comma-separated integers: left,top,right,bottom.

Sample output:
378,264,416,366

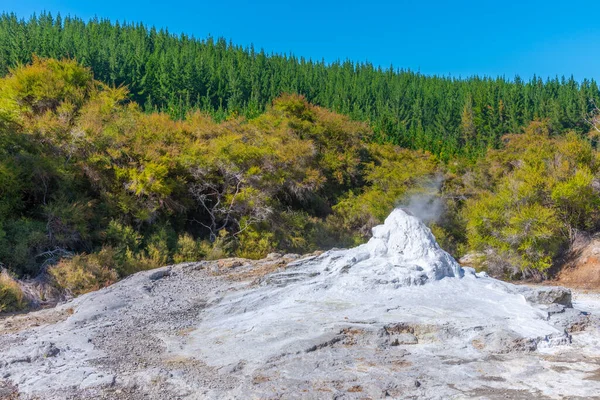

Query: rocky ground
1,210,600,399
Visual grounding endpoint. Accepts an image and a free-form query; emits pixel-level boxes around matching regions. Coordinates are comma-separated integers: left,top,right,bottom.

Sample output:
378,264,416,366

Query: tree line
1,12,599,158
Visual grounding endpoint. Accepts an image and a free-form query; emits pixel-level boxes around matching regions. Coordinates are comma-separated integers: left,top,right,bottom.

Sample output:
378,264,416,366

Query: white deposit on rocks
1,209,600,399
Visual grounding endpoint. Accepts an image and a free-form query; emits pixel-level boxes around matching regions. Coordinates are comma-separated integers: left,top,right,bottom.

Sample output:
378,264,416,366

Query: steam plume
401,175,444,224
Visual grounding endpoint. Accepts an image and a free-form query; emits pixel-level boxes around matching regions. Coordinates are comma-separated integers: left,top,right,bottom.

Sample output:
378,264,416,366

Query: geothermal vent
283,208,465,287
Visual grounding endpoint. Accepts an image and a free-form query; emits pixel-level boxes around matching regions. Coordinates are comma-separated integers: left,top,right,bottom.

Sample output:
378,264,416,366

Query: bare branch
584,99,600,133
189,164,273,242
35,247,74,271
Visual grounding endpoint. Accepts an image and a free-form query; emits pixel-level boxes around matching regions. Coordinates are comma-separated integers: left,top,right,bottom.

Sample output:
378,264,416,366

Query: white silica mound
311,208,464,286
175,209,580,369
255,208,464,296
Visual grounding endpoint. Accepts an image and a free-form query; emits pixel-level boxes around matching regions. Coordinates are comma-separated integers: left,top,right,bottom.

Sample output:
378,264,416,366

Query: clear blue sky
2,0,600,81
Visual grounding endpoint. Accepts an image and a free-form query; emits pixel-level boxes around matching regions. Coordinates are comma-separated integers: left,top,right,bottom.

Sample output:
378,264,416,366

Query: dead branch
189,166,271,241
584,99,600,134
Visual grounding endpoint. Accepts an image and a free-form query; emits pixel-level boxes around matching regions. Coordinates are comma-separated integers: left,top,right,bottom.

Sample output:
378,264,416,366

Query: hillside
1,13,599,158
1,58,600,313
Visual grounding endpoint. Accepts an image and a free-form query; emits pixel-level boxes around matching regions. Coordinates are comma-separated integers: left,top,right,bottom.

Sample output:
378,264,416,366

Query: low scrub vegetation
0,271,26,312
0,58,599,300
458,123,600,278
0,58,437,295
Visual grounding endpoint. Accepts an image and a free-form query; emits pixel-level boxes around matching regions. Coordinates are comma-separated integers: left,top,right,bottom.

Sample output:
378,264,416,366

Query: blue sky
2,0,600,81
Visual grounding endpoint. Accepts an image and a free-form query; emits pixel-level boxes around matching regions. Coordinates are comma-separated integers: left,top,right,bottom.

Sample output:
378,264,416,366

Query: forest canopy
0,13,599,159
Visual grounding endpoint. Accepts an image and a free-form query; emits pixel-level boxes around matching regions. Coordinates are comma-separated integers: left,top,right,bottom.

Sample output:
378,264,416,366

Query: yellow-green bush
331,144,437,238
0,271,26,312
0,56,94,123
236,226,276,260
198,230,232,261
49,249,119,296
461,122,600,277
173,233,205,263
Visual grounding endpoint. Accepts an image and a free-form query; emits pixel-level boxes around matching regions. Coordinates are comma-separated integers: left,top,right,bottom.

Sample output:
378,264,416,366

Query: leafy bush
173,234,205,264
199,230,232,261
0,56,94,117
236,225,276,260
461,122,600,278
48,249,119,295
141,228,171,270
0,271,26,312
0,219,48,275
331,144,437,238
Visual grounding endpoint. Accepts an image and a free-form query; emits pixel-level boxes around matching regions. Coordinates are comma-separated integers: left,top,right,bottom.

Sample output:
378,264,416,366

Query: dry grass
0,306,72,334
48,252,118,296
213,253,321,283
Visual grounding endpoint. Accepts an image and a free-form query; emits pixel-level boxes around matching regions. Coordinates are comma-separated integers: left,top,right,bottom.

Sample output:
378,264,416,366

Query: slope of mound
1,210,599,399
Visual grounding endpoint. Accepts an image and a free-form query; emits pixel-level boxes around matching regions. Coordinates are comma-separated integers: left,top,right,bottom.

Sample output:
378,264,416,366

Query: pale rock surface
1,209,599,399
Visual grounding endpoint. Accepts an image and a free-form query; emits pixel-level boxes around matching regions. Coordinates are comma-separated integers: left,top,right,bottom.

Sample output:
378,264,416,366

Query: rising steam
401,175,444,224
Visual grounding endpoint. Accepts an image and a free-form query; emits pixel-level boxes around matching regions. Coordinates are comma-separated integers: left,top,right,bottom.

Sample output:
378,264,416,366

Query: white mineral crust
1,209,599,399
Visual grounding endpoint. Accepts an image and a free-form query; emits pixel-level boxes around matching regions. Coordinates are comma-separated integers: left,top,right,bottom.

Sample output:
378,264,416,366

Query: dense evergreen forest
1,13,599,158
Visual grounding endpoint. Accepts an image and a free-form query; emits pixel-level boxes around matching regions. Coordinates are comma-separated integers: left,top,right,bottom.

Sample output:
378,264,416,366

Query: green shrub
105,220,142,254
462,122,600,278
0,219,48,275
199,230,232,260
173,233,205,264
0,271,26,312
0,56,94,118
236,225,275,260
48,248,119,295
